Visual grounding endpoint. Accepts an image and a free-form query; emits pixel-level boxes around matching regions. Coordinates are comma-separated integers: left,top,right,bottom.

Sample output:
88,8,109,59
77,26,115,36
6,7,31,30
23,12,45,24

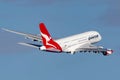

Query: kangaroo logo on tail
39,23,62,52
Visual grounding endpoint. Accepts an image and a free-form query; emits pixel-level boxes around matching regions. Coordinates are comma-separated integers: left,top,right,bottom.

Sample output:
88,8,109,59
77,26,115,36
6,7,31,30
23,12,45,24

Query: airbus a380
2,23,113,56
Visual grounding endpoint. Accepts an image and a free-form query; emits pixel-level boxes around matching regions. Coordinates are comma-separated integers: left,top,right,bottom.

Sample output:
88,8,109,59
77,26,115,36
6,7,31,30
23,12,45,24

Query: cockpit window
88,35,99,40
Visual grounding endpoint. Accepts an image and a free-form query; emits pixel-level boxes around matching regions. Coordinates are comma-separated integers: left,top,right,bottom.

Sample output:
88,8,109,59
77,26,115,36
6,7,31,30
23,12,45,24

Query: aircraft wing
74,44,113,56
2,28,42,42
18,42,42,49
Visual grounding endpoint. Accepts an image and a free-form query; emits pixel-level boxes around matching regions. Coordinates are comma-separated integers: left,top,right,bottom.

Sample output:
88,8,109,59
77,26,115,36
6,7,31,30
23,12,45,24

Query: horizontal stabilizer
18,42,42,48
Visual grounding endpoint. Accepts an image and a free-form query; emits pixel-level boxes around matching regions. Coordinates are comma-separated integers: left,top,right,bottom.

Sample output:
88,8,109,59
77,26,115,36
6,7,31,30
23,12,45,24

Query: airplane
2,23,113,56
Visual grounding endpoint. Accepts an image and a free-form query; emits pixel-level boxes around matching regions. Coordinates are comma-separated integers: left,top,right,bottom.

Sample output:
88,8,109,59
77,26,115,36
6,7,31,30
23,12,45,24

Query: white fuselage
56,31,102,52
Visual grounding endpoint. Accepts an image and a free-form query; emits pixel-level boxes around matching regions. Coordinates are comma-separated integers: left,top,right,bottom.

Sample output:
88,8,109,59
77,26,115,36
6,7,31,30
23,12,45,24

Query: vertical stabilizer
39,23,62,52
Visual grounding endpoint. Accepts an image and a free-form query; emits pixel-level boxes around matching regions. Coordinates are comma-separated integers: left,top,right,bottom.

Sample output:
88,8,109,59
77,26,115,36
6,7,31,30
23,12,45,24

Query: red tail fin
39,23,62,52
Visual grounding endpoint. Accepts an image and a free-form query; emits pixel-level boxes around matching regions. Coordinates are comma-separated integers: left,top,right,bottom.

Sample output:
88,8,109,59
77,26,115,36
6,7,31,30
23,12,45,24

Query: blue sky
0,0,120,80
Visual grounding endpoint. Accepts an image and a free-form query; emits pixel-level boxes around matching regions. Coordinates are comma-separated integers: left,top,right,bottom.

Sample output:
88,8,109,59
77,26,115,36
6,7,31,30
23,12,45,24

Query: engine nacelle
103,49,113,56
